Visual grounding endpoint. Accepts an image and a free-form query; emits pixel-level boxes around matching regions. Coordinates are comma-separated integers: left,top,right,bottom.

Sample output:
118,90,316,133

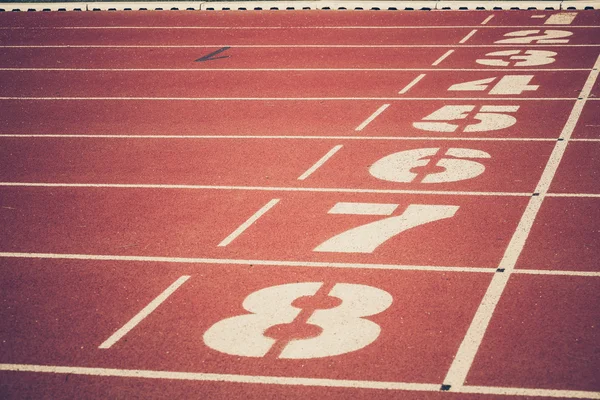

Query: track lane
0,100,575,139
0,70,587,98
0,46,597,70
0,137,554,193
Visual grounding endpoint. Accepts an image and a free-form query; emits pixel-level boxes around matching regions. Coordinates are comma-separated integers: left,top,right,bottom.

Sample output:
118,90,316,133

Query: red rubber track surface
0,9,599,400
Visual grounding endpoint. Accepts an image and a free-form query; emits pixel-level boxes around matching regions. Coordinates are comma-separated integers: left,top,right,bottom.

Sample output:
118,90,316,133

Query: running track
0,8,599,400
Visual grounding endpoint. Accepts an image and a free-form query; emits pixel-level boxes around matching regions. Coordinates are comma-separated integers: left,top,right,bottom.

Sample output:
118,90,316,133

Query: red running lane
0,187,528,268
0,258,490,383
0,46,596,70
0,27,474,46
466,275,600,391
0,137,554,193
0,99,576,139
0,10,599,28
0,70,586,98
516,197,600,272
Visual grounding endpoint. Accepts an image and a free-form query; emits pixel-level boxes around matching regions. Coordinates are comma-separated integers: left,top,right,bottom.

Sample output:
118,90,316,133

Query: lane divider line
1,25,598,30
297,145,343,180
432,50,454,66
0,182,532,197
443,52,600,391
480,15,495,25
0,363,599,398
2,45,599,49
398,74,426,94
0,96,580,101
218,199,280,247
355,104,390,131
459,29,478,44
0,68,591,72
0,134,559,141
98,275,190,349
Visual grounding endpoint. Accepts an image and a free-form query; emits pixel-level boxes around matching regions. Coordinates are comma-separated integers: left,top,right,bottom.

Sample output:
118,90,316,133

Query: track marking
545,13,578,25
0,251,596,276
432,50,454,66
443,53,600,391
98,275,190,349
0,182,532,197
297,145,343,180
355,104,389,131
0,364,599,398
2,45,599,48
481,15,495,25
459,30,478,44
547,193,600,198
0,97,577,101
531,15,546,19
0,25,597,29
0,135,557,142
218,199,279,247
0,68,590,72
398,74,426,95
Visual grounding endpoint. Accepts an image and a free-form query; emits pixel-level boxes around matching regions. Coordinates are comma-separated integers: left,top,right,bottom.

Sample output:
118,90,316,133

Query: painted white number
314,203,459,253
413,105,519,133
369,148,490,184
495,30,572,44
203,282,393,359
476,50,556,67
448,75,539,95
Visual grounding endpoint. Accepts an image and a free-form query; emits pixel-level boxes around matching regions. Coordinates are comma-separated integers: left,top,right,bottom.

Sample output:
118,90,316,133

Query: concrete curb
0,0,598,11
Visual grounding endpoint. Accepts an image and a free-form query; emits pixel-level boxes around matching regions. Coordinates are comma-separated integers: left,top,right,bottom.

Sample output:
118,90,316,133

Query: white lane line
547,193,600,198
0,97,576,101
443,53,600,391
432,50,454,66
0,182,531,197
0,364,599,398
297,145,342,180
0,68,589,72
398,74,426,95
0,252,596,277
0,251,495,273
355,104,389,131
2,45,599,48
218,199,279,247
514,269,600,277
0,134,557,141
481,15,495,25
459,30,478,44
0,25,597,29
98,275,190,349
531,15,546,19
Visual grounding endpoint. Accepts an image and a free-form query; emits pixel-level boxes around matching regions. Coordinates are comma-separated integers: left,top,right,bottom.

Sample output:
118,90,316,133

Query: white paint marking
545,12,578,25
98,276,189,349
0,134,556,142
531,15,547,19
0,182,531,197
398,74,426,95
0,97,573,101
443,53,600,390
297,145,342,180
0,25,596,30
355,104,389,131
459,30,478,44
432,50,454,66
481,15,495,25
2,45,599,48
328,202,398,216
0,251,596,277
547,193,600,197
0,68,589,72
0,364,599,398
218,199,279,247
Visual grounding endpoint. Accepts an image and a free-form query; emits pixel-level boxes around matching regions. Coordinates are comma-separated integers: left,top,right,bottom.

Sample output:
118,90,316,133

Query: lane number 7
314,202,459,253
